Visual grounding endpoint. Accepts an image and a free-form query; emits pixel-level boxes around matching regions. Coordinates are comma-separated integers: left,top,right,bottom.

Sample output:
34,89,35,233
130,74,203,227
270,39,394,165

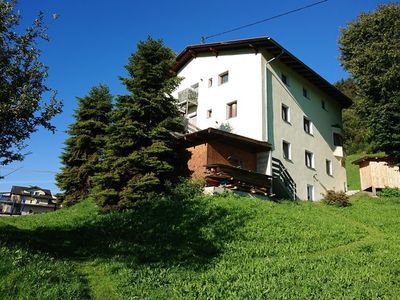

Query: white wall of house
173,50,264,141
174,48,347,200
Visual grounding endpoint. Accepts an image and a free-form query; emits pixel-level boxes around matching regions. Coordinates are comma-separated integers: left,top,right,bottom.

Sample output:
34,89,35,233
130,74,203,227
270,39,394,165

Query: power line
0,166,57,175
201,0,328,43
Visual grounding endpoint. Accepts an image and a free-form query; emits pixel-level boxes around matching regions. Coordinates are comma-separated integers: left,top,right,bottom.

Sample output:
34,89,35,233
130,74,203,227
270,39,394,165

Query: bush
377,187,400,198
323,190,350,207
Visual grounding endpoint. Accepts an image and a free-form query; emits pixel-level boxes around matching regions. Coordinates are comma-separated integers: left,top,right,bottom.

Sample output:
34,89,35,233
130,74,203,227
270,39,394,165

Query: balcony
178,88,198,107
333,146,344,158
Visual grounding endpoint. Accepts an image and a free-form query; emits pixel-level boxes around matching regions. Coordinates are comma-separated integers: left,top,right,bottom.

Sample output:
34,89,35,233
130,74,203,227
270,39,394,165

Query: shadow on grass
0,196,251,267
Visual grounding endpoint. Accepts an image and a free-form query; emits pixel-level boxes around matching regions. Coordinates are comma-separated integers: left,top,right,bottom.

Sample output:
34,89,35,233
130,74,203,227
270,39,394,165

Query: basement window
307,184,314,201
226,101,237,119
219,71,229,85
207,109,212,119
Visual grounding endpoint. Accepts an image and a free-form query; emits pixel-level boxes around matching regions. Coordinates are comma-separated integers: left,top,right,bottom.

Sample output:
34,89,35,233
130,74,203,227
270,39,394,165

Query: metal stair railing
271,157,297,199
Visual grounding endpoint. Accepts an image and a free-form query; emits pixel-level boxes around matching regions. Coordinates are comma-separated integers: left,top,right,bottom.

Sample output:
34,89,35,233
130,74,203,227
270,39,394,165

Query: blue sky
0,0,391,193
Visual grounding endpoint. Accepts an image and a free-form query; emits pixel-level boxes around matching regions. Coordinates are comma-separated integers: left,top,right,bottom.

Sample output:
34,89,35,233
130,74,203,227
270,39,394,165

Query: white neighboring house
0,186,57,215
173,37,351,201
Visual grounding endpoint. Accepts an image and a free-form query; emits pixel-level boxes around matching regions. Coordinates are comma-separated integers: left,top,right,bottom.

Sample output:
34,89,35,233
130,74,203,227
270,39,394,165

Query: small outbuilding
352,156,400,193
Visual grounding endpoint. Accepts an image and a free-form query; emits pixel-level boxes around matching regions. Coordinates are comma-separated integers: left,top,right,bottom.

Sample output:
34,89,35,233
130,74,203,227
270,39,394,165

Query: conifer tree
93,38,190,211
56,85,112,205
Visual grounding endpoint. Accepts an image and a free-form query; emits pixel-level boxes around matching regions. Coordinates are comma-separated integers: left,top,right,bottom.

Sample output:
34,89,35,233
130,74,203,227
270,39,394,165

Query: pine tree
56,85,112,205
93,38,190,211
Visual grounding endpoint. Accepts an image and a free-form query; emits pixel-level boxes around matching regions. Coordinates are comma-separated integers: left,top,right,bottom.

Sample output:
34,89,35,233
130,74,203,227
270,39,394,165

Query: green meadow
1,191,399,299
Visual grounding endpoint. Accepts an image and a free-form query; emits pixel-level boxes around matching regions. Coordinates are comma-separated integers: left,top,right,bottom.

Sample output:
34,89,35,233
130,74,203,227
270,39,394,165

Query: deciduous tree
0,0,62,165
334,78,371,154
339,4,400,161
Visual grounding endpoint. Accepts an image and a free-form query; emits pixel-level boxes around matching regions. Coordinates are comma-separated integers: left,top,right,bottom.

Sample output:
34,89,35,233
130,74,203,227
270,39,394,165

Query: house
173,37,352,200
0,186,57,215
352,156,400,193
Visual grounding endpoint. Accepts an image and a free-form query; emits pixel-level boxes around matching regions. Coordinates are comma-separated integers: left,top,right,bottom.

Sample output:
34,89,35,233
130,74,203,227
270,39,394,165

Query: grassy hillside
346,153,363,190
1,193,400,299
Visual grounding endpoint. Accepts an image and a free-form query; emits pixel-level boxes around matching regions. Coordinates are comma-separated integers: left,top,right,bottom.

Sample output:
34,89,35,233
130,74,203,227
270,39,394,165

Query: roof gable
174,36,352,108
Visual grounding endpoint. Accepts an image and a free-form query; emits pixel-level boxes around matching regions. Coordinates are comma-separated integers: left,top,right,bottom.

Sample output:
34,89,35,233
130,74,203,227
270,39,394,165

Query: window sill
283,120,292,125
304,132,314,137
306,166,316,170
283,158,294,163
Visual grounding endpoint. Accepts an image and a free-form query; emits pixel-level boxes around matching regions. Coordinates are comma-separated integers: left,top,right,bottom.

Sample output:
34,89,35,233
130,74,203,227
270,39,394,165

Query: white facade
174,41,348,200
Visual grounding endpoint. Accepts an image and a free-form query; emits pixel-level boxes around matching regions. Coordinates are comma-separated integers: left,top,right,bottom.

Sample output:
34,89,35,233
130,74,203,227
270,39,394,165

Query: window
281,104,290,123
305,150,314,168
281,73,288,85
208,78,213,87
333,132,343,146
282,141,291,160
207,109,212,119
321,100,326,110
303,117,312,134
307,185,314,201
303,87,309,99
219,71,229,85
227,101,237,119
326,159,333,176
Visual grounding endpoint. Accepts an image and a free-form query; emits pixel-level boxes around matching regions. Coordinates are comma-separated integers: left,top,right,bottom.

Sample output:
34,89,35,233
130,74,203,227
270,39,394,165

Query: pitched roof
11,186,52,197
174,36,352,108
352,155,391,165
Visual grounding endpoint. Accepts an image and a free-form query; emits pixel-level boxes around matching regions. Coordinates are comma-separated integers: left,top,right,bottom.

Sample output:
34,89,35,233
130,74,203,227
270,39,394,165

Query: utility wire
0,166,57,175
201,0,328,43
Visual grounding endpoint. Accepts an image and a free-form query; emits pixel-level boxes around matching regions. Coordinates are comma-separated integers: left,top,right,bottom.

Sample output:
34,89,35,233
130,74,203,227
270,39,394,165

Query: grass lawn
1,193,400,299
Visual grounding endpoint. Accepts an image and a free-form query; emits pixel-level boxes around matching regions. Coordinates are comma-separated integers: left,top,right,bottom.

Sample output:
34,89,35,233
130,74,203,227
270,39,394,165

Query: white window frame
282,140,292,161
303,117,313,135
281,104,290,123
326,159,333,176
307,184,314,201
208,78,213,88
305,150,314,169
